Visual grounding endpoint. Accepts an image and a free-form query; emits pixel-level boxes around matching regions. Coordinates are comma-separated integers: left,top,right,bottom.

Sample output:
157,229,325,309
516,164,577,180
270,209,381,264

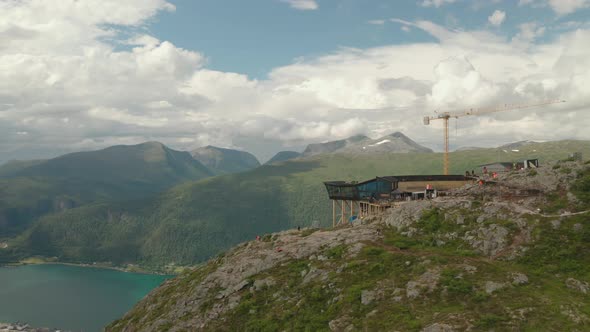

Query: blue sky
1,0,589,162
147,0,580,79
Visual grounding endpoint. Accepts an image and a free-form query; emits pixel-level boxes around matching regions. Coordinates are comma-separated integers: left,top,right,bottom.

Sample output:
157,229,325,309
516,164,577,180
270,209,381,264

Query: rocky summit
108,160,590,331
302,132,433,157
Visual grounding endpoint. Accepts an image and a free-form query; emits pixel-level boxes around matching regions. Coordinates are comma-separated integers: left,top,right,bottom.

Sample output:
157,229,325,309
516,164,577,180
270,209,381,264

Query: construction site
324,100,566,227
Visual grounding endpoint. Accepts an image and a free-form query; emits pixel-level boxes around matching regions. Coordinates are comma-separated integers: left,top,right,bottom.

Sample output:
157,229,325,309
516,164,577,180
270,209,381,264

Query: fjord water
0,264,169,332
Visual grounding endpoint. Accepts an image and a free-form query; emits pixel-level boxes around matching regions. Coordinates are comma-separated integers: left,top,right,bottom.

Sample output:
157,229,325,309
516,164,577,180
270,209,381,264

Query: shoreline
0,322,63,332
1,259,178,276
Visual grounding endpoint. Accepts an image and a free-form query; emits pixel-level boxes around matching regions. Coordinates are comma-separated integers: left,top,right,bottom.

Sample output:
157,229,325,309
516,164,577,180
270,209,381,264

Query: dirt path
538,210,590,218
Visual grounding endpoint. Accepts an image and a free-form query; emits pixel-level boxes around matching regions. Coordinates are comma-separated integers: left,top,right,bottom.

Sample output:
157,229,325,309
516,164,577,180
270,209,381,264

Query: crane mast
424,100,565,175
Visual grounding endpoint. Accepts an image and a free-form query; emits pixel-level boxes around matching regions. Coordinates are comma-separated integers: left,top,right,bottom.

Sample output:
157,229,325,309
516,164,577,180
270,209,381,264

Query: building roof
324,180,359,187
379,175,471,182
478,162,514,167
324,175,471,187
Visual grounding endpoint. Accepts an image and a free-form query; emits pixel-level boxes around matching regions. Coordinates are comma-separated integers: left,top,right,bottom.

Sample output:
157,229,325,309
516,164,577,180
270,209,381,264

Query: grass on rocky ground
205,213,590,331
107,164,590,331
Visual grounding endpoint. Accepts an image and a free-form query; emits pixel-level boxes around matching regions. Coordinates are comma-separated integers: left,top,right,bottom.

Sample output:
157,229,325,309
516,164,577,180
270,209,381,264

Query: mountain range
302,132,433,156
0,142,212,238
2,136,589,270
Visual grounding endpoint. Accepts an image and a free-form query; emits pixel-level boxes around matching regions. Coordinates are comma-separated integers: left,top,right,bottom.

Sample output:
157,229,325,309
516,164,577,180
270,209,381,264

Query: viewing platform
324,175,474,227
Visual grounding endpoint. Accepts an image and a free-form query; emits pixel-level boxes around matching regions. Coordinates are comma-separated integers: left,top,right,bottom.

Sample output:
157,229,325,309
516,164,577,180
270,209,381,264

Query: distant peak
141,141,166,148
346,134,370,142
387,132,408,138
195,145,244,153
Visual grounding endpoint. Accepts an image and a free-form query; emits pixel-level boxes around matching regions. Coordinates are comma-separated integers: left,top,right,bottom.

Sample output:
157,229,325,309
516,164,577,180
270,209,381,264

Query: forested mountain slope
264,151,301,165
5,140,589,270
191,146,260,175
0,142,212,237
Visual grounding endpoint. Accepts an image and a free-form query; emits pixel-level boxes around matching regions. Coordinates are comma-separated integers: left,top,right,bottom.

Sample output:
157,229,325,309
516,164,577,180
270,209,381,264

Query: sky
1,0,589,163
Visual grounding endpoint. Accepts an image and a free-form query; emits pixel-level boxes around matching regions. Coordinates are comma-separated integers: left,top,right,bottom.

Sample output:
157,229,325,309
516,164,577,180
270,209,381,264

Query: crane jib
422,99,566,175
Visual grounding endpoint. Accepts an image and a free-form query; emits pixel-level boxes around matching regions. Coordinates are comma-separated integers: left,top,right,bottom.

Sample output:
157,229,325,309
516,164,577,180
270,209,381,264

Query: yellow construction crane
424,100,566,175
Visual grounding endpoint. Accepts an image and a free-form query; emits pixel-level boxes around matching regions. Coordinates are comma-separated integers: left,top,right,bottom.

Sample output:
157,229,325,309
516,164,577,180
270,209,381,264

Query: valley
1,136,589,331
1,138,590,272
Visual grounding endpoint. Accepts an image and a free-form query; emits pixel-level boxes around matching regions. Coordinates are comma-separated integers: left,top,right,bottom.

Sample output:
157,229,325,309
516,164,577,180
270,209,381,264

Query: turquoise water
0,264,169,332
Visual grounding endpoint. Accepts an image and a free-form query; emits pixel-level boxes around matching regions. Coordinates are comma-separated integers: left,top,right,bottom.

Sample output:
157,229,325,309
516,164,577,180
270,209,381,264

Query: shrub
362,246,386,257
325,244,346,259
440,269,473,296
476,314,507,328
416,208,443,233
571,168,590,205
543,192,568,213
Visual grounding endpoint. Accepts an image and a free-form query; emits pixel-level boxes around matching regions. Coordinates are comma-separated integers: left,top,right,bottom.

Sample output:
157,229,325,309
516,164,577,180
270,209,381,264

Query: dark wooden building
324,175,471,201
324,175,473,226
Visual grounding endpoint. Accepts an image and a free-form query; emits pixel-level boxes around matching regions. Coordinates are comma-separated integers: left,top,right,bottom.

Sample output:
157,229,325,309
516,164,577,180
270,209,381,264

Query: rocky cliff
107,160,590,331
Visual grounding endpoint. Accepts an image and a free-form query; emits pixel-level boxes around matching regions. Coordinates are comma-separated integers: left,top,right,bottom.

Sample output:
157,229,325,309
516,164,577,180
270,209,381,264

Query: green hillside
0,159,45,177
6,140,589,270
0,142,213,237
107,161,590,331
264,151,301,165
191,146,261,175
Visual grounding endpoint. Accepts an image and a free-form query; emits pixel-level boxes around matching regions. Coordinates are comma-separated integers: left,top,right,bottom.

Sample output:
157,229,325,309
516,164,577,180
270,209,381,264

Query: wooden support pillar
332,200,336,227
341,200,345,225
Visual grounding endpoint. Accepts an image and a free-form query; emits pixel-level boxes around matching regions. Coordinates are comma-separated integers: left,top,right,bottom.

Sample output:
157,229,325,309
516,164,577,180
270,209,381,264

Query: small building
479,159,539,174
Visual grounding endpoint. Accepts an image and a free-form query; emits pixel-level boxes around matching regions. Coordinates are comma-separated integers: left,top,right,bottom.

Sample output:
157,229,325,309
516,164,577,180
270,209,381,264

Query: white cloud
1,1,590,162
488,10,506,26
512,22,546,46
280,0,318,10
421,0,457,8
518,0,590,14
548,0,590,14
368,20,386,25
518,0,537,6
429,56,500,107
88,107,169,128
